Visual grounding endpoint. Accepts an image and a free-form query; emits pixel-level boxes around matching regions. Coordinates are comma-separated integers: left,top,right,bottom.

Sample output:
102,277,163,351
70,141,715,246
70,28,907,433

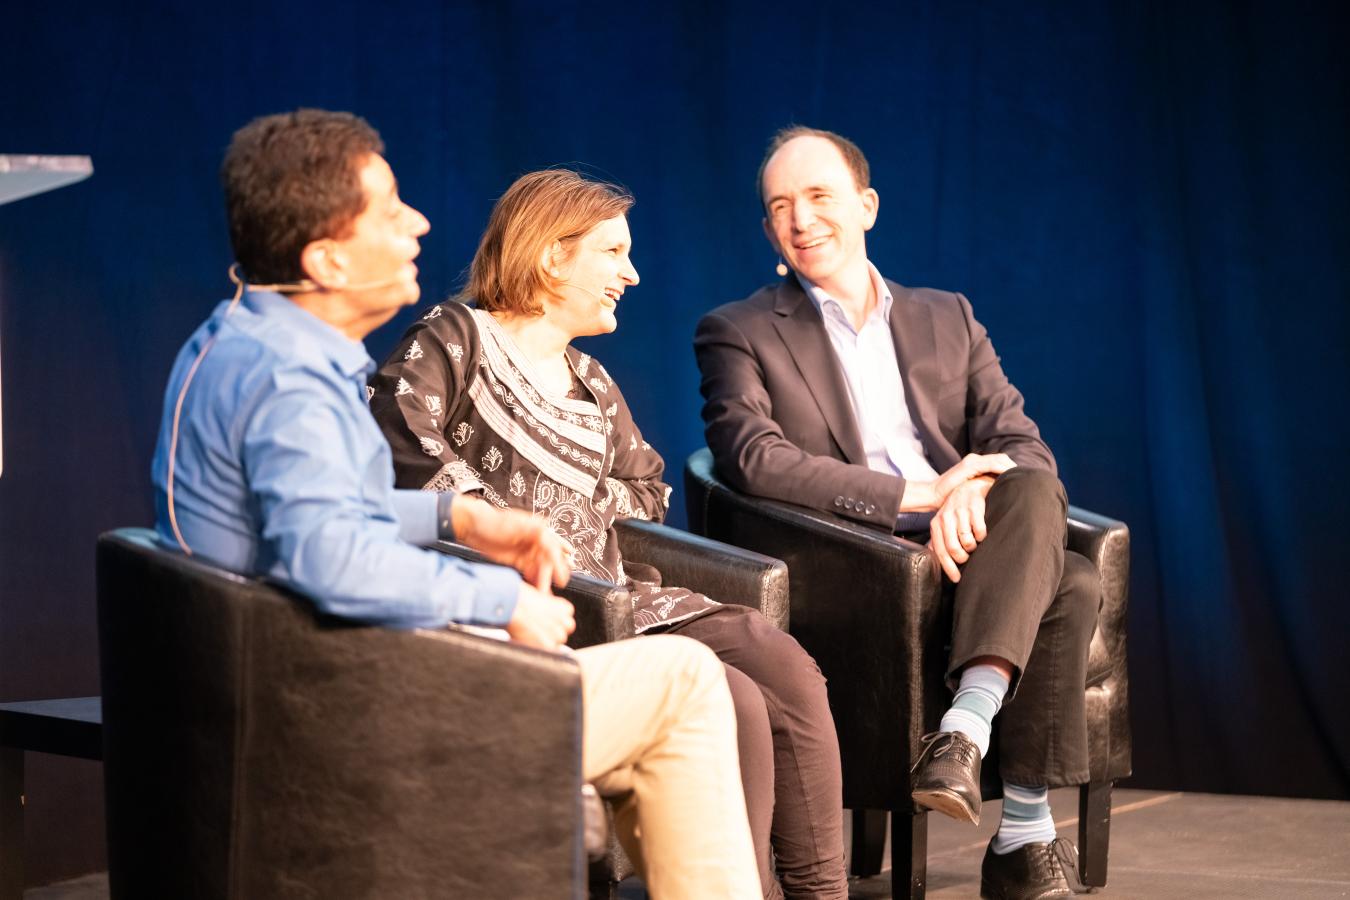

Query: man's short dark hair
221,109,385,284
756,125,871,207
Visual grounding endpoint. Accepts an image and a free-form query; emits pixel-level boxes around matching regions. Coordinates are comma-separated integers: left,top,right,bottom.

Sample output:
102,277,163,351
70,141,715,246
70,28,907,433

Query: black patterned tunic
369,301,720,632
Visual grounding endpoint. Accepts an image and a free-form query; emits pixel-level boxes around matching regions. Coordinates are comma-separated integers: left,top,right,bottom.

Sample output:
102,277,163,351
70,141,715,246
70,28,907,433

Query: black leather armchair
613,518,790,632
97,528,590,899
685,448,1132,899
434,518,788,646
436,516,789,899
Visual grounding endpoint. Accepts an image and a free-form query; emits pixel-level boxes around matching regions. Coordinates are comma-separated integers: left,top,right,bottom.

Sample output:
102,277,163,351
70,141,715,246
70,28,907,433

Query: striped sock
938,664,1009,757
991,783,1056,854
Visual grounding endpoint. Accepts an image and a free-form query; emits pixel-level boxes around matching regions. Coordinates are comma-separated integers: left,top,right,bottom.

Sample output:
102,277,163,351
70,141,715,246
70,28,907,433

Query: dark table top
0,697,102,760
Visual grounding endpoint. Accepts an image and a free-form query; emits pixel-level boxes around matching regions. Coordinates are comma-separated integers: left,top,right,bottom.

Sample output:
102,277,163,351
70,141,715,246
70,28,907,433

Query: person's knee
993,466,1065,507
641,634,724,687
738,611,830,702
723,663,771,736
770,635,830,711
1060,553,1101,639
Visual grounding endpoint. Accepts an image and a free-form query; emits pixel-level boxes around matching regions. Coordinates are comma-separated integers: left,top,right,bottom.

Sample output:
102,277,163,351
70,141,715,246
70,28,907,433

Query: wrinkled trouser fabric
670,605,849,900
937,467,1101,787
578,636,761,899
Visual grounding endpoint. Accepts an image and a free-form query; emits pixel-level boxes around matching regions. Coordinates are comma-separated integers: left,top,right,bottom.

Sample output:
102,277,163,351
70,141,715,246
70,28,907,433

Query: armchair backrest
97,528,587,899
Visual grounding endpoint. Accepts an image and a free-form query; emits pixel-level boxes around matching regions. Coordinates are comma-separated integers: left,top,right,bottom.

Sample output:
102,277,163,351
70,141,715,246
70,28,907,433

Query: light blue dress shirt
150,290,521,628
799,265,941,532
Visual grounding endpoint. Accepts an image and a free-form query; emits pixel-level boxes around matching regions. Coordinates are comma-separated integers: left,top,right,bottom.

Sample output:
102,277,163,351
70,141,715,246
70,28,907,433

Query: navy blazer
693,275,1055,529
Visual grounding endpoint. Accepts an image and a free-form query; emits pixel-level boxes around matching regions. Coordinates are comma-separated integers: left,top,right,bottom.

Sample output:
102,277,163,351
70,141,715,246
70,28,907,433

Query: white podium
0,154,93,476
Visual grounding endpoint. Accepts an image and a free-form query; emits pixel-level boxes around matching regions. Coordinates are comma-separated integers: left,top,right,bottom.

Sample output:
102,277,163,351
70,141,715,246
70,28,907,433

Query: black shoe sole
980,879,1078,899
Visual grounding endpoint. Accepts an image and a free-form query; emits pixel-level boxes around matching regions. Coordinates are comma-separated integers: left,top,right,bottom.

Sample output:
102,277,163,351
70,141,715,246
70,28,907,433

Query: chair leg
587,879,620,900
1077,780,1112,887
891,811,928,899
850,807,887,877
0,748,22,900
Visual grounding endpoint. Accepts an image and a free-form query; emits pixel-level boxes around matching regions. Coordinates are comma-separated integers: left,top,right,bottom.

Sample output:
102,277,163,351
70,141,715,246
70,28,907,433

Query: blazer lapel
887,280,947,462
770,279,869,466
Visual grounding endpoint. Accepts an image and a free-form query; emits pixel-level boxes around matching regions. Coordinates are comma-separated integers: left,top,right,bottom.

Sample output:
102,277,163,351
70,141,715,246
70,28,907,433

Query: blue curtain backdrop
2,0,1346,883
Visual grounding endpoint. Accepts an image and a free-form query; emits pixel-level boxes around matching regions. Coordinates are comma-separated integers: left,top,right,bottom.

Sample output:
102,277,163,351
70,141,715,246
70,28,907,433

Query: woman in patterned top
369,170,847,899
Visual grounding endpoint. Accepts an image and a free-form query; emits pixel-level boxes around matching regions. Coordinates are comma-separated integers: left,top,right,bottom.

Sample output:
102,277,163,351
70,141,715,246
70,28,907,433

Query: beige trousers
576,636,761,900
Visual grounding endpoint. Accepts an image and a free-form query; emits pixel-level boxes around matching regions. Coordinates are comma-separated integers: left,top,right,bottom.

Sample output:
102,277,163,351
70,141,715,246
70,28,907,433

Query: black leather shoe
910,731,982,825
980,837,1087,899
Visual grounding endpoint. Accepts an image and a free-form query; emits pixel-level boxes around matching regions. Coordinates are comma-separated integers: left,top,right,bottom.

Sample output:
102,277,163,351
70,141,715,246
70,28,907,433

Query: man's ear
860,188,880,231
761,216,780,253
299,239,345,289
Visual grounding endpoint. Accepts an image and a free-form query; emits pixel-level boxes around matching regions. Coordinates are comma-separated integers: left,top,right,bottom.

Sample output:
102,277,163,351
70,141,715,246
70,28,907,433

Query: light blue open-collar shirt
150,289,521,628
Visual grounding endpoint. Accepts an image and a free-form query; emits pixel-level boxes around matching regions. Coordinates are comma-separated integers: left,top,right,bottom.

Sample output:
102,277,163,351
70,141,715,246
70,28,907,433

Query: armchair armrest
1066,507,1131,664
434,540,634,647
1065,507,1133,780
613,518,790,631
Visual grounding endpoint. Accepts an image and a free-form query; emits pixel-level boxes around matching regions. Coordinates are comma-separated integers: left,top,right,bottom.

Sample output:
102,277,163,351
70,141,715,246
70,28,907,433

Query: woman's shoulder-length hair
462,168,633,317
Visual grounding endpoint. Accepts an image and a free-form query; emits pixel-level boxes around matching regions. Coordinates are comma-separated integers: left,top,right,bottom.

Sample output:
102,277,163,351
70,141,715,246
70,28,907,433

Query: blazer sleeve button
834,497,844,507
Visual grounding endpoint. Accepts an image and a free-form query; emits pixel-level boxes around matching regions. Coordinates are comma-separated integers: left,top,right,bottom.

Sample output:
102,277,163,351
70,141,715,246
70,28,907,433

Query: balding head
757,125,870,208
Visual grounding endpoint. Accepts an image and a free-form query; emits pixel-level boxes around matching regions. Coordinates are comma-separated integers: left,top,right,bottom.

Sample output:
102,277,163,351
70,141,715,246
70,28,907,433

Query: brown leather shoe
910,731,982,825
980,837,1086,899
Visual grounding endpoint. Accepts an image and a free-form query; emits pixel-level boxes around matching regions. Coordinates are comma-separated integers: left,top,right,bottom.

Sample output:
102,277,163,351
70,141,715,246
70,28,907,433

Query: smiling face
548,215,639,338
761,135,878,294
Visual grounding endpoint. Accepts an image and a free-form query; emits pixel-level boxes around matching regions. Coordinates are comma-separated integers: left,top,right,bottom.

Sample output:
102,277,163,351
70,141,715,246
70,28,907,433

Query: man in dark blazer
694,126,1100,899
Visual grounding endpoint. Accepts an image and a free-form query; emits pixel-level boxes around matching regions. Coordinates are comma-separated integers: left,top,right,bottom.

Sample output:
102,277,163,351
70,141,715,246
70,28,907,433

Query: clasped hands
451,494,577,651
915,453,1017,583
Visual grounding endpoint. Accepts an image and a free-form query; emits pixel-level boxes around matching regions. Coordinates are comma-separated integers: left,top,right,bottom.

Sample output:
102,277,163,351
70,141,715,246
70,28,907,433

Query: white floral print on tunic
367,301,719,632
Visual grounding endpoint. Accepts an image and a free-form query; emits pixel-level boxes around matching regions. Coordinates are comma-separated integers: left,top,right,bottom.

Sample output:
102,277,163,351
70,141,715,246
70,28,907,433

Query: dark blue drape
1,0,1346,883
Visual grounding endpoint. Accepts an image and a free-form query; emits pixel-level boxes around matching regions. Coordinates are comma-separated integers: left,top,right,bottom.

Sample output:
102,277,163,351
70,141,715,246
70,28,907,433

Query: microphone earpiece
169,262,412,555
567,283,610,302
227,263,409,295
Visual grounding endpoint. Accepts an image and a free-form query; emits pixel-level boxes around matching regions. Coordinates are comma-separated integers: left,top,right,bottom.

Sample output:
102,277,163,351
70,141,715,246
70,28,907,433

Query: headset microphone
335,272,411,292
227,265,412,295
165,263,411,555
560,281,618,304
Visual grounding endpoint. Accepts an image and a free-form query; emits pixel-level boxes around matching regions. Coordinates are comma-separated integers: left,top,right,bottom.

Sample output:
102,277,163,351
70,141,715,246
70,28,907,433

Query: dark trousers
941,467,1100,788
668,604,848,900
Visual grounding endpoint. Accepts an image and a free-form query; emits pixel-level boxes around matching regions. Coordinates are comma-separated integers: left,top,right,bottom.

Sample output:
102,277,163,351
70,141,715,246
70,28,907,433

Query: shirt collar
240,289,374,378
798,262,894,330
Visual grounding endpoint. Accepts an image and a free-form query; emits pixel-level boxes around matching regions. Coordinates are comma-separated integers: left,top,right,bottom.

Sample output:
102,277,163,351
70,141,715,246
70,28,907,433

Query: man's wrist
899,479,938,513
448,493,484,544
969,474,997,496
436,492,457,541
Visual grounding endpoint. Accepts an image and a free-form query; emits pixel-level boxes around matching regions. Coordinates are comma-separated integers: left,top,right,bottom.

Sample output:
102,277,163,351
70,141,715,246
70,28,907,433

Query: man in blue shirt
151,108,760,899
696,127,1101,899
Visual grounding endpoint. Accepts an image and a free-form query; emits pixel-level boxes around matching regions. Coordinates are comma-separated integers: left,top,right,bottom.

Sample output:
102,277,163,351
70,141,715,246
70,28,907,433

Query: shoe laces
1040,837,1088,894
910,731,979,773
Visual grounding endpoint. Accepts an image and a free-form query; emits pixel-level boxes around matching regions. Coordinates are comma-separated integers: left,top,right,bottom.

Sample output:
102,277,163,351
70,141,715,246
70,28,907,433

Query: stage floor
845,787,1350,898
25,788,1350,899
